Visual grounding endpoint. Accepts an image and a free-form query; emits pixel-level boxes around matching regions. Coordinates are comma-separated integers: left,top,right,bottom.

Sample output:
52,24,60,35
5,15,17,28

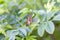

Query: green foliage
53,14,60,21
0,0,60,40
45,21,55,34
38,23,45,37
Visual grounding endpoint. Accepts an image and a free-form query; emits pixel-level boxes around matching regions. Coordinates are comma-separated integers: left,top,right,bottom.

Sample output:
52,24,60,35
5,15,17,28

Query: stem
28,26,36,35
28,23,38,35
49,34,55,40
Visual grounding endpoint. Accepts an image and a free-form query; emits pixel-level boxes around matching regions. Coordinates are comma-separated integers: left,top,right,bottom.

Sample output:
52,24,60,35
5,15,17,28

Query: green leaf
6,30,18,40
38,13,46,22
45,21,55,34
6,30,18,37
18,8,28,14
38,23,45,37
9,36,15,40
53,14,60,21
0,34,5,40
6,24,12,29
47,11,58,20
18,28,27,37
26,35,37,40
18,8,29,18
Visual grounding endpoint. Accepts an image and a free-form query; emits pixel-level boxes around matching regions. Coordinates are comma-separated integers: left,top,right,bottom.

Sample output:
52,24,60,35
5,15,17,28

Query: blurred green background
0,0,60,40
